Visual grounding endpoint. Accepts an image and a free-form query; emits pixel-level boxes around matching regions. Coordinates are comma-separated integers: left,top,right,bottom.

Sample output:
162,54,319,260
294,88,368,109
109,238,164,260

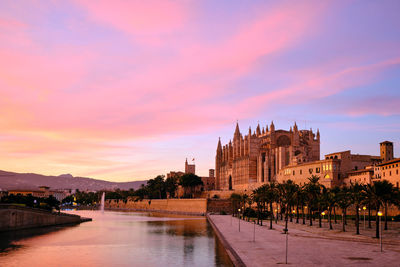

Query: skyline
1,1,400,181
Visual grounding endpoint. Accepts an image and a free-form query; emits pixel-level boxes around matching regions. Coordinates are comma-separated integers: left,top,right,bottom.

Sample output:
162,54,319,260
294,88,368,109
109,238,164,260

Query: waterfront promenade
208,215,400,266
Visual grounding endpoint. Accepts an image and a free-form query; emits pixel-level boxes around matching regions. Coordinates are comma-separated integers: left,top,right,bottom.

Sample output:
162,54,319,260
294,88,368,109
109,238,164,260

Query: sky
0,0,399,182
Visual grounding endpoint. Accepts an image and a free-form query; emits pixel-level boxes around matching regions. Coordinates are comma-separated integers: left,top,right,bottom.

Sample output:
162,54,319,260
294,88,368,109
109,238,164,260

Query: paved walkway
208,215,400,266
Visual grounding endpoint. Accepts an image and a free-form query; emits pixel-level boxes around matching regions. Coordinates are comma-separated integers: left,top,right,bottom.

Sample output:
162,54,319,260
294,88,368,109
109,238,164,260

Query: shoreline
0,204,91,232
207,213,246,267
104,207,205,216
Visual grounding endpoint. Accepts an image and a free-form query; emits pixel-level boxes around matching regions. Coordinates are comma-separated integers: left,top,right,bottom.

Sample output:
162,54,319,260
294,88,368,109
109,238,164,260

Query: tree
230,193,242,217
147,175,166,199
323,188,336,230
303,175,321,226
337,186,351,232
278,180,298,232
349,182,365,235
368,180,395,237
179,173,203,198
165,176,178,198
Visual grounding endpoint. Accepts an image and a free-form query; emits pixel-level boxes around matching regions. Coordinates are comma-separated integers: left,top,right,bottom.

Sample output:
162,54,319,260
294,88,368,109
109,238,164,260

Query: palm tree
317,185,327,228
278,180,298,232
324,188,336,230
380,181,396,230
337,186,351,232
265,182,277,229
330,186,340,224
367,181,392,238
349,182,366,235
303,175,321,226
364,184,374,228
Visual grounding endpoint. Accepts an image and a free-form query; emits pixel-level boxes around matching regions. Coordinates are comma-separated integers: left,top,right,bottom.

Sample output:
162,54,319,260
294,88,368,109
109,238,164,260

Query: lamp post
321,211,326,221
304,206,307,221
238,208,241,232
283,227,288,264
378,211,383,252
253,220,256,242
363,206,366,230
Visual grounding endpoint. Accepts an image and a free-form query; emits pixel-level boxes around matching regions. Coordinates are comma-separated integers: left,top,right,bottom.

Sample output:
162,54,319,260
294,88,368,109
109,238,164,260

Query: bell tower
380,141,394,162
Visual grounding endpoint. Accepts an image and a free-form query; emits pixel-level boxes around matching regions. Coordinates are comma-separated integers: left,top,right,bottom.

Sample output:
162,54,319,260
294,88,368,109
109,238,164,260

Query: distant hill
0,170,147,191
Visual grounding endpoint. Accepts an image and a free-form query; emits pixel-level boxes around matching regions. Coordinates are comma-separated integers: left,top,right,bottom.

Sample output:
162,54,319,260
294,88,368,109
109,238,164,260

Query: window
293,171,295,175
390,171,392,176
316,167,320,173
397,182,399,188
397,170,399,175
383,172,385,177
300,170,303,175
309,168,313,174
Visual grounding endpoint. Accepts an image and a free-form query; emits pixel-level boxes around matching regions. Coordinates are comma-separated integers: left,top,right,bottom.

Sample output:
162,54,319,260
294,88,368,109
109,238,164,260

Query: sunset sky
1,1,399,182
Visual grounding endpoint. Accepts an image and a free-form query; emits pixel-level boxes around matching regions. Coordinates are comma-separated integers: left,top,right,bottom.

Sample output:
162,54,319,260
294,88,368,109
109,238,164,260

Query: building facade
215,122,396,191
215,122,320,190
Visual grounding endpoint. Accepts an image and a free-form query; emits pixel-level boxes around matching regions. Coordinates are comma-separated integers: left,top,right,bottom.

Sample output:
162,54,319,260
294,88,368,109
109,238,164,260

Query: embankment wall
106,198,208,215
0,204,82,232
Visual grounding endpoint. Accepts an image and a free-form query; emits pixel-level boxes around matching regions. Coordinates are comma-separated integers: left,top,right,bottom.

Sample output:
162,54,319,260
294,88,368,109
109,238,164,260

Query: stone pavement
208,215,400,267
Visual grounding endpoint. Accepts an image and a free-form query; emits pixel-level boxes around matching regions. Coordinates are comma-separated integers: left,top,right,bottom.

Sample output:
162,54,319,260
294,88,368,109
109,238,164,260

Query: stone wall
199,190,234,199
106,198,207,215
207,199,232,214
0,204,83,232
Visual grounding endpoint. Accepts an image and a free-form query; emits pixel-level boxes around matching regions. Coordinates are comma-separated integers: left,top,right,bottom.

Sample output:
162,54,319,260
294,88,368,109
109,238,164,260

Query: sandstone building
215,122,396,190
215,122,320,190
167,159,215,193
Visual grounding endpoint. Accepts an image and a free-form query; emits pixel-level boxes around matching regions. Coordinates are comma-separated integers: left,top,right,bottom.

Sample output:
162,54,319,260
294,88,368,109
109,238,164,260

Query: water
0,210,232,267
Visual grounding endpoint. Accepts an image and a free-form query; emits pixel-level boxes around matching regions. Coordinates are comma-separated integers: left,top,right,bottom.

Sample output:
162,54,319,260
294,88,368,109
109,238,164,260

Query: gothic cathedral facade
215,122,320,191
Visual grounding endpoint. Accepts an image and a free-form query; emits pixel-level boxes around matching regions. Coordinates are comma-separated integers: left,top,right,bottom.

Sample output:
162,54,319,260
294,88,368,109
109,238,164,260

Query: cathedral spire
256,123,261,136
294,121,298,132
270,121,275,132
217,137,222,151
234,122,241,140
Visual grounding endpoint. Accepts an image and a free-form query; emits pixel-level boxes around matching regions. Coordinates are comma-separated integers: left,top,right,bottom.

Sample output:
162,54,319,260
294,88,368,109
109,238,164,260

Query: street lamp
283,227,289,264
321,211,326,221
238,208,241,232
363,206,366,230
304,206,308,220
378,211,383,252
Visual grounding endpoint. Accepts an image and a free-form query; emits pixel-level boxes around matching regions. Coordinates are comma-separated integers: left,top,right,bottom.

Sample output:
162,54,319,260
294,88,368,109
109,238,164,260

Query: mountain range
0,170,147,191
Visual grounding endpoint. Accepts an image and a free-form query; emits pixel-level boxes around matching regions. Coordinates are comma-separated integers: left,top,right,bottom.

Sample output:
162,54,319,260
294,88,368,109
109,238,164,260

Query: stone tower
185,158,195,174
380,141,394,162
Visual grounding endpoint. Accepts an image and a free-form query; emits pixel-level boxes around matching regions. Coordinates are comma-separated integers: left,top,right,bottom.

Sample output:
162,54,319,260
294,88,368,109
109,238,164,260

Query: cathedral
215,121,320,191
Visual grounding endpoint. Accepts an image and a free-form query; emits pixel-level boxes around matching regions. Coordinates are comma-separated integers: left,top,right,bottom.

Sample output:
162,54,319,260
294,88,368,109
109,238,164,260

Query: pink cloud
236,57,400,115
75,0,189,45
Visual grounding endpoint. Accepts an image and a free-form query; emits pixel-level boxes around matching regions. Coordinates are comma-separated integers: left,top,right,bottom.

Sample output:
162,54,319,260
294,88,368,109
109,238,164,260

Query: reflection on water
0,210,232,267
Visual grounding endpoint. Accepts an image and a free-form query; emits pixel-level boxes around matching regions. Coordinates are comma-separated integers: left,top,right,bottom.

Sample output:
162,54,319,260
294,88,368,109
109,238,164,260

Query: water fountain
100,192,105,213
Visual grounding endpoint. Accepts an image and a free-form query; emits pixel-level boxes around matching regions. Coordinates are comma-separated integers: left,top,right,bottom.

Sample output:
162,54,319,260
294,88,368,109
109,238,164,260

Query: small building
377,158,400,188
343,167,374,186
7,186,69,201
